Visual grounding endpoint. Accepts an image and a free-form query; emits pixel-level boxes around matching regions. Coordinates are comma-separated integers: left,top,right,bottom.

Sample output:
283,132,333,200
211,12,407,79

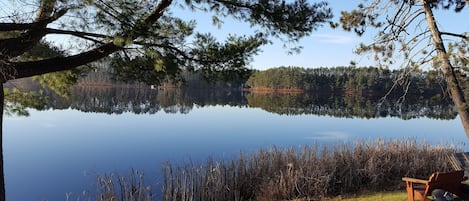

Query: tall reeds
95,170,153,201
86,139,456,201
161,139,456,201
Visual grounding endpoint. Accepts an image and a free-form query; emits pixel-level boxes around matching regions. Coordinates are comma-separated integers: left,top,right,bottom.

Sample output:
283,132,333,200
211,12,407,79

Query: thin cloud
41,123,57,128
306,131,350,140
311,34,356,44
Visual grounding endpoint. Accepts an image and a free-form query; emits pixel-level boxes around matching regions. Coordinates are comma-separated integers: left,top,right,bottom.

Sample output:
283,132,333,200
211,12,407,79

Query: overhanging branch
5,0,174,81
13,43,121,79
133,40,231,64
0,6,69,31
0,3,69,57
45,28,111,43
142,0,173,26
0,23,36,31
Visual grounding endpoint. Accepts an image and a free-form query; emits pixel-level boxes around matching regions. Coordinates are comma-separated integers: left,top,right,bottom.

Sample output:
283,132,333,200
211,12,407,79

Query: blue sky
251,1,370,69
172,1,365,70
172,1,469,70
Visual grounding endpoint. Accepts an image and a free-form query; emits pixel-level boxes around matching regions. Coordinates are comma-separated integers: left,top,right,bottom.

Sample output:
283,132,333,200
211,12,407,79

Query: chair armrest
402,177,429,184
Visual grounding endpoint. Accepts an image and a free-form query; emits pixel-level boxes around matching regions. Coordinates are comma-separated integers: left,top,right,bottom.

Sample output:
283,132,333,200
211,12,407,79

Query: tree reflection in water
5,79,457,120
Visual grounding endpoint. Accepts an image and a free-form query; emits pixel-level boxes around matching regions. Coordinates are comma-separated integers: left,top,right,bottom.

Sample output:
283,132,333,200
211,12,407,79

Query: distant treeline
79,64,246,90
66,64,467,98
245,66,452,95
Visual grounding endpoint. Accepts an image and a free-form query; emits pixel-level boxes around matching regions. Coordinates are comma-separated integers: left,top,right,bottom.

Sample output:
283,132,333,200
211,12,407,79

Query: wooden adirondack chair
402,170,465,201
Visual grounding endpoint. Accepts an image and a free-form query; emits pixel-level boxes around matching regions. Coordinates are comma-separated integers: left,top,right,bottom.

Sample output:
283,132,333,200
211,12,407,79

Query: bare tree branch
441,32,468,40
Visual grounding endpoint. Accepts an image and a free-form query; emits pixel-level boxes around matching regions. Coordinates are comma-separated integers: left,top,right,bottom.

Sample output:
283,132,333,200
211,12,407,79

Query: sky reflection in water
3,105,466,200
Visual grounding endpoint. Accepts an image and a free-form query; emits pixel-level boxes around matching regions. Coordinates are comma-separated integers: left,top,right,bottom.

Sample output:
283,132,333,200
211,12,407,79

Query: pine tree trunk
0,82,5,201
422,0,469,137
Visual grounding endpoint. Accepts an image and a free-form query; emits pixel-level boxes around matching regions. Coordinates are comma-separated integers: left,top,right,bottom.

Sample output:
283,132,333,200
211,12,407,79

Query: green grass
286,191,409,201
330,191,408,201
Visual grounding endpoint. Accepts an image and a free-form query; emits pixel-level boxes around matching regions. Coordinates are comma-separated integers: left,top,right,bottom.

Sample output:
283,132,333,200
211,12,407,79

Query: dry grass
95,170,153,201
161,139,456,201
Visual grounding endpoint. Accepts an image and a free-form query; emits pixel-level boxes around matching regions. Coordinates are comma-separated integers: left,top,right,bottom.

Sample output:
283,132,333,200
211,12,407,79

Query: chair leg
405,182,415,201
415,191,433,201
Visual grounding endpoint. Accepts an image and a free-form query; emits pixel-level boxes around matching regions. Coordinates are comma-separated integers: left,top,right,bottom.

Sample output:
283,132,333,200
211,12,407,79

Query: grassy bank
93,139,456,201
328,191,408,201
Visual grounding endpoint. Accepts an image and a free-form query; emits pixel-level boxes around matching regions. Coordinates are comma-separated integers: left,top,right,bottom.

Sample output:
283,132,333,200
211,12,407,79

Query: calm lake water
3,87,468,200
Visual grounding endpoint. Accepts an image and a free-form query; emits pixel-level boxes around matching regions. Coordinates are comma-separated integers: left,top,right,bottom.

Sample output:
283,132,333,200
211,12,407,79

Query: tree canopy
0,0,333,84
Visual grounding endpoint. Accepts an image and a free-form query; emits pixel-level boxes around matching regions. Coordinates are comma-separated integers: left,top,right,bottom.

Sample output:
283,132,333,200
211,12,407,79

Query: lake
3,86,468,200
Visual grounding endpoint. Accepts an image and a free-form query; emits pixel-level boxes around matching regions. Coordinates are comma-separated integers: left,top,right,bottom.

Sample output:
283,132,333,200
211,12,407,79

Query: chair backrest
427,170,464,195
448,152,469,176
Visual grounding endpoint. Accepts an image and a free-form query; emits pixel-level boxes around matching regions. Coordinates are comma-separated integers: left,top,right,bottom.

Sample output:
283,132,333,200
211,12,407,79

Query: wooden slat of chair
449,153,464,171
448,152,469,178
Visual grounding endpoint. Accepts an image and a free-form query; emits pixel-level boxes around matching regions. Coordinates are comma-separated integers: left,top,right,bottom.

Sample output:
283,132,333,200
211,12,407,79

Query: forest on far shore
77,64,467,97
9,65,467,103
245,66,468,96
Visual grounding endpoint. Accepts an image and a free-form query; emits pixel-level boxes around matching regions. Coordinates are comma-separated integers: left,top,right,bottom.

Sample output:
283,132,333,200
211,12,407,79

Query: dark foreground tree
339,0,469,137
0,0,332,200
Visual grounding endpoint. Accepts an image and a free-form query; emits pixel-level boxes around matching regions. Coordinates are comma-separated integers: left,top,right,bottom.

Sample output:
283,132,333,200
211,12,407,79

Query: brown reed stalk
95,170,153,201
